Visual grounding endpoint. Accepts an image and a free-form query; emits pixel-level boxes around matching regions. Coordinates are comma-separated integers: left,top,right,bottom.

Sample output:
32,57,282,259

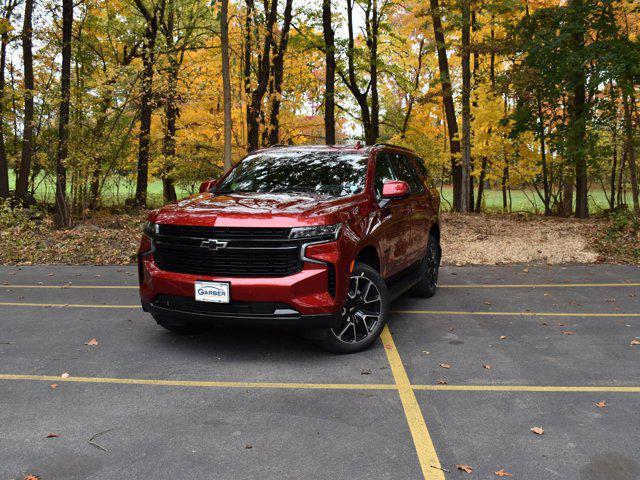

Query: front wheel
321,263,389,354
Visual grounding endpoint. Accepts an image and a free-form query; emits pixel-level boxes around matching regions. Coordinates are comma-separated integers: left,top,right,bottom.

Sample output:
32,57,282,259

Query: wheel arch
354,244,381,273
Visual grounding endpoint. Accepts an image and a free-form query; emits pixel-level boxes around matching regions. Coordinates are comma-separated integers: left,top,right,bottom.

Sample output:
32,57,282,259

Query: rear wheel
321,263,389,354
410,233,440,298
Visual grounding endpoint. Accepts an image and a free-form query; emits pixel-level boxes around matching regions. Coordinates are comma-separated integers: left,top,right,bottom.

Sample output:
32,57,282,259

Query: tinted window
216,151,369,197
409,157,431,190
390,153,422,192
374,153,396,198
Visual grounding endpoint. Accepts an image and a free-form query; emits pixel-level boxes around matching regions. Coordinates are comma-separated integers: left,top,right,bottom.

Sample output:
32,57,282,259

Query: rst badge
194,281,230,303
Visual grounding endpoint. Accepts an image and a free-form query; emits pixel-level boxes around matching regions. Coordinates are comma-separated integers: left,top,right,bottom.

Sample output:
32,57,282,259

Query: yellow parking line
0,302,138,309
4,282,639,290
440,283,640,288
393,309,640,317
0,374,397,391
2,284,138,289
381,326,444,480
412,384,640,392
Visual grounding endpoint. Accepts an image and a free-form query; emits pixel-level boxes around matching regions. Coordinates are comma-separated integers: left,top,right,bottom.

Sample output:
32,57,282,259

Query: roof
250,143,415,155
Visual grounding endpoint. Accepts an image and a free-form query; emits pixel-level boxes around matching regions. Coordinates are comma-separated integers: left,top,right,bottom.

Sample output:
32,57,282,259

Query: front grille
153,295,295,316
153,225,303,277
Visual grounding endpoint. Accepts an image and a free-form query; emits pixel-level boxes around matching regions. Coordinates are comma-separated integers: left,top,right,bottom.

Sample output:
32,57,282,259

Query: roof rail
372,143,413,152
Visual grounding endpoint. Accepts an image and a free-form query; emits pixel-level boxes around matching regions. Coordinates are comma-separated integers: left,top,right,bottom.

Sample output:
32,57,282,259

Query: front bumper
143,295,340,329
138,253,343,329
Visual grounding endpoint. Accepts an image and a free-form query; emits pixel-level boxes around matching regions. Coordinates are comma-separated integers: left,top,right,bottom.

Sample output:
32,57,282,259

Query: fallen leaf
522,268,529,273
422,351,431,355
562,331,575,335
61,373,69,378
456,464,473,474
50,384,58,389
499,335,507,340
24,475,40,480
244,443,252,449
46,433,60,438
595,401,606,408
483,364,492,370
85,338,99,346
439,363,451,369
531,426,544,435
448,327,456,332
437,379,448,385
385,345,393,350
361,369,371,375
484,301,492,305
631,339,640,346
495,469,513,477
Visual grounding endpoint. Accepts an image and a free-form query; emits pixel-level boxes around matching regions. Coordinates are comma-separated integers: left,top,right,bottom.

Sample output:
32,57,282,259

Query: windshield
216,151,369,197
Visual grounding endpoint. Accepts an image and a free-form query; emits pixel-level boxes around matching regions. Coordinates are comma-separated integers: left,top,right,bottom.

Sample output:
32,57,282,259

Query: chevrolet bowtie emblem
200,239,228,251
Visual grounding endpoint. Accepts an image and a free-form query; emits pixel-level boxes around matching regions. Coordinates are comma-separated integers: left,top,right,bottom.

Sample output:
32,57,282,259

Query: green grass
8,169,629,212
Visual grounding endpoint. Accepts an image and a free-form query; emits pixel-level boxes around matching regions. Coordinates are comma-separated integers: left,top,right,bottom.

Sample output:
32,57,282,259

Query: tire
321,263,389,354
410,233,440,298
155,316,212,335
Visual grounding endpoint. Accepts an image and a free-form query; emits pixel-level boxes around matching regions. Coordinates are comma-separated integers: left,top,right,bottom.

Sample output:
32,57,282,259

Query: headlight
144,221,159,236
289,223,341,240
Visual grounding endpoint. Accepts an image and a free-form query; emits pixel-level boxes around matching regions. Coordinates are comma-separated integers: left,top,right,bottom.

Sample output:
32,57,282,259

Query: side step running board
387,271,421,301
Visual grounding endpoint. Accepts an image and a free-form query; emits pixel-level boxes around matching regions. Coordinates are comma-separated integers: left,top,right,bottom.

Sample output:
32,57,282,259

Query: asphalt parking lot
1,264,639,480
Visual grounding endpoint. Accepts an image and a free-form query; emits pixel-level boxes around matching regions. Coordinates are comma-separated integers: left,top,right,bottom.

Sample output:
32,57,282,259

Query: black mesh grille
327,264,336,297
153,225,302,277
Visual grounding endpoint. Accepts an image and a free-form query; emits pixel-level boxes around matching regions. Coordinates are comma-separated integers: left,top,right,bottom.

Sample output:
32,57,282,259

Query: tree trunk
562,177,573,216
537,94,551,215
15,0,34,202
459,0,471,213
245,0,278,152
134,8,158,207
429,0,462,211
54,0,73,227
265,0,293,146
0,0,15,198
567,0,588,218
221,0,233,170
475,157,488,213
161,0,177,202
369,0,379,143
322,0,335,144
623,92,639,212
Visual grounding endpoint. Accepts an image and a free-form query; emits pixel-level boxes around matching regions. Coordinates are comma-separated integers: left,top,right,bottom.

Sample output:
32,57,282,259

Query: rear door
373,152,414,277
407,156,436,259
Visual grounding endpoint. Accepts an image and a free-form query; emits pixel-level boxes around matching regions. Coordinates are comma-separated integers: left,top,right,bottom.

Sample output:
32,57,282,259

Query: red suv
138,144,441,353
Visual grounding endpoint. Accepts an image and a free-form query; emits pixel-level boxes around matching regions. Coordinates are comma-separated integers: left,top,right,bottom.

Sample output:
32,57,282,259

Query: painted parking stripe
1,373,638,394
3,282,640,289
0,374,397,391
440,283,640,288
380,326,444,480
0,302,139,309
412,385,640,392
2,302,639,319
392,309,640,317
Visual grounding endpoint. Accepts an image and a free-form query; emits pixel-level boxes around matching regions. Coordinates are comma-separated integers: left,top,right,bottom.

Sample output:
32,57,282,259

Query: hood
153,191,365,228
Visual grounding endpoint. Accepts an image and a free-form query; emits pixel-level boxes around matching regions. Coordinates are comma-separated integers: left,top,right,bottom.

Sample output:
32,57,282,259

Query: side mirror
381,180,409,199
199,179,217,193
